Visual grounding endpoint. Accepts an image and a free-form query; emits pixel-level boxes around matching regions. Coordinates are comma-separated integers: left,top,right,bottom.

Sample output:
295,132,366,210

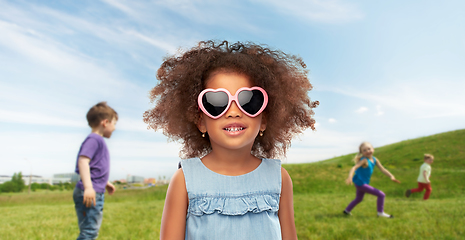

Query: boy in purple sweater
73,102,118,239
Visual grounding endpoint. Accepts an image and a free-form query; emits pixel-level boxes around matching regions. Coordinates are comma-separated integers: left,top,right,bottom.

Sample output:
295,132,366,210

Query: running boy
405,154,434,200
73,102,118,239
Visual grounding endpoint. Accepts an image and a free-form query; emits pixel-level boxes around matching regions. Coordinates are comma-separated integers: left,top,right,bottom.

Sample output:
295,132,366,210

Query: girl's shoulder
166,168,188,197
262,158,282,167
179,157,203,177
178,158,201,169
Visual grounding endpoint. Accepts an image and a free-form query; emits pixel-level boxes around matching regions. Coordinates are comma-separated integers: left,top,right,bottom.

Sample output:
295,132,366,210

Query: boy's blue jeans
73,187,105,240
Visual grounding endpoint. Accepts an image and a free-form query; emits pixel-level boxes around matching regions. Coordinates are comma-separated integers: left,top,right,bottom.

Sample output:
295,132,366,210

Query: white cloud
33,2,177,54
0,9,157,131
101,0,265,36
284,127,364,163
329,79,465,118
0,1,185,70
122,29,178,54
0,109,85,128
328,118,337,123
0,20,136,92
253,0,363,23
0,107,152,133
375,105,384,116
108,139,182,159
356,107,368,113
100,0,136,17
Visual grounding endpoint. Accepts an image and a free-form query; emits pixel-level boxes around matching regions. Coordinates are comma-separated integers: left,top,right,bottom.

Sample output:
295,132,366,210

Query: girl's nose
226,101,242,118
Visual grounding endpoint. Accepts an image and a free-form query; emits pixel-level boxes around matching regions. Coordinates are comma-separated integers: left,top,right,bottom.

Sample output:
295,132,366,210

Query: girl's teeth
226,127,243,132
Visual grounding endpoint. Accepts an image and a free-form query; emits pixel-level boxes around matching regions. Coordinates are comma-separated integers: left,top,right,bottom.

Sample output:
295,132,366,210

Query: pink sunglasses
198,87,268,119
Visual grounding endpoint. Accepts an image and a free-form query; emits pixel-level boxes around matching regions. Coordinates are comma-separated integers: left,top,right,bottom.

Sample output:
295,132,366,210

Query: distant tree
63,182,75,190
12,172,26,192
31,183,41,192
1,181,17,193
1,172,26,193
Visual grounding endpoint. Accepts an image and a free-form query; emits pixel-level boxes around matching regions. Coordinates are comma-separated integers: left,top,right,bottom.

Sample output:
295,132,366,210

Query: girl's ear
197,114,207,133
260,115,267,132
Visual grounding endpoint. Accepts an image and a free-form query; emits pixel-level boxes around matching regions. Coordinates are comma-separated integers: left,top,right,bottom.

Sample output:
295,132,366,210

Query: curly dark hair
143,40,319,159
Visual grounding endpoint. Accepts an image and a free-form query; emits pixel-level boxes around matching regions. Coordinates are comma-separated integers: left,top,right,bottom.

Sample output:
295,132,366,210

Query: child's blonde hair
424,154,434,161
352,142,372,166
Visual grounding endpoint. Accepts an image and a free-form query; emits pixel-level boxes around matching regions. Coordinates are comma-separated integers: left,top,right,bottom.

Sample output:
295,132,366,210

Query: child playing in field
405,154,434,200
344,142,400,218
73,102,118,240
143,40,318,239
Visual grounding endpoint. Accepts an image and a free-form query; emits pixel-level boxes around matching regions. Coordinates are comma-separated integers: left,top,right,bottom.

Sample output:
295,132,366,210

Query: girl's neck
363,155,374,160
201,149,261,176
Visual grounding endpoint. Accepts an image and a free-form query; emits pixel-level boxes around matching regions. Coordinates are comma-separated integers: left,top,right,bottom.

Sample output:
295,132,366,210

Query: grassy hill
284,128,465,198
282,129,465,239
1,129,464,239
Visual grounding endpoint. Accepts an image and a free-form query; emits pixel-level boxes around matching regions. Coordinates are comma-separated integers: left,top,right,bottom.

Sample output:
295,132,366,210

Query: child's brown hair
87,102,118,128
143,40,318,159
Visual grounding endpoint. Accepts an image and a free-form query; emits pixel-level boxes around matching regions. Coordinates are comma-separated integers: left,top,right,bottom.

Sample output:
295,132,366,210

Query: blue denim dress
181,158,282,240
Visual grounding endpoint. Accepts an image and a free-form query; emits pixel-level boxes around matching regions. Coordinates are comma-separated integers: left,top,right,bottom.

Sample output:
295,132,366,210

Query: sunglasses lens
238,90,265,115
202,91,229,117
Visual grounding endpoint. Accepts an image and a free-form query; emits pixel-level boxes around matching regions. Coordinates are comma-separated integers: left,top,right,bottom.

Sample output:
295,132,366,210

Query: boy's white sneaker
377,212,393,218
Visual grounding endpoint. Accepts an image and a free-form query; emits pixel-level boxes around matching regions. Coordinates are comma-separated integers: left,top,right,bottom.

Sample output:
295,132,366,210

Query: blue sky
1,0,464,181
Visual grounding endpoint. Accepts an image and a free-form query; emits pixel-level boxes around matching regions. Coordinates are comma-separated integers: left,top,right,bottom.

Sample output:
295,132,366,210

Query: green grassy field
1,129,464,239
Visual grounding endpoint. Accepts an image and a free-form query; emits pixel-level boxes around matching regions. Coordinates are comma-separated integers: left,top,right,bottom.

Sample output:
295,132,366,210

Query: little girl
344,142,400,218
144,40,318,239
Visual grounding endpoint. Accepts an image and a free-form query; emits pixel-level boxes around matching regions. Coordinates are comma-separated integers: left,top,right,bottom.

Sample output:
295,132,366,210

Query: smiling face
197,71,267,153
360,143,374,158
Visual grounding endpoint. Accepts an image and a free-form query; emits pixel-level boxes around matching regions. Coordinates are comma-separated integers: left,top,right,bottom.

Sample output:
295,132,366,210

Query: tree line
0,172,76,193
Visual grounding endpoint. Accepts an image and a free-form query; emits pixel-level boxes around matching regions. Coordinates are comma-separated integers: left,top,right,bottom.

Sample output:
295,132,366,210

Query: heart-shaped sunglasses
198,87,268,119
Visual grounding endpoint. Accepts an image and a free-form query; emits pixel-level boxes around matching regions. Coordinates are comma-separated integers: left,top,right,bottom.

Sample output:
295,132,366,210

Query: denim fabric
181,158,282,240
73,187,104,240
